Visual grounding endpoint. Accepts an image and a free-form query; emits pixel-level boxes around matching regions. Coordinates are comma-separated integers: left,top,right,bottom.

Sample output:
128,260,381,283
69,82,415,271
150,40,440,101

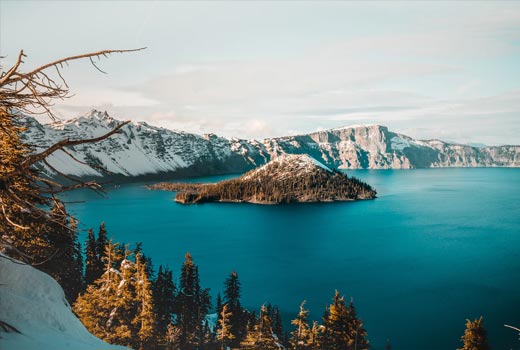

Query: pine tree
321,290,352,350
134,252,157,350
174,252,212,350
224,271,246,345
215,292,223,334
290,301,312,350
85,228,100,286
108,246,138,347
347,299,369,350
165,323,182,350
64,217,84,302
74,242,159,350
241,305,279,350
38,202,84,304
153,265,176,346
135,242,155,279
271,305,284,340
309,321,322,350
458,317,491,350
73,241,123,343
97,221,109,264
217,304,235,350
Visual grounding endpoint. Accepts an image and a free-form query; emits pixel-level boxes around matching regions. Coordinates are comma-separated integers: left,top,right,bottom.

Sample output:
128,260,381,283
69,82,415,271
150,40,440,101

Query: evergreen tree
241,305,279,350
85,228,100,286
108,246,138,347
217,303,235,350
215,292,223,334
165,323,182,350
290,301,312,350
153,265,176,346
321,291,352,350
134,252,157,350
65,217,85,302
271,305,284,340
224,271,246,345
73,241,123,343
174,252,212,350
309,321,322,350
38,202,84,304
74,242,159,350
97,221,109,263
458,317,491,350
135,242,155,279
348,299,369,350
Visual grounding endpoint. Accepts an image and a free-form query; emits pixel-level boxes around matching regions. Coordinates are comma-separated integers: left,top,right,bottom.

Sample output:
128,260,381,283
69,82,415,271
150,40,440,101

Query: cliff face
19,110,520,180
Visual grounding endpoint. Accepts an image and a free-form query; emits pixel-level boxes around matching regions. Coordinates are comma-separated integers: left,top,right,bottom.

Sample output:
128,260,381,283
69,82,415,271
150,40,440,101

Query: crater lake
60,168,520,350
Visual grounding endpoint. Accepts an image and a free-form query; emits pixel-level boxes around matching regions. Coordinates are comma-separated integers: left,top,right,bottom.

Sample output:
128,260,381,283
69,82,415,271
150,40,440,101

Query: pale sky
1,1,519,145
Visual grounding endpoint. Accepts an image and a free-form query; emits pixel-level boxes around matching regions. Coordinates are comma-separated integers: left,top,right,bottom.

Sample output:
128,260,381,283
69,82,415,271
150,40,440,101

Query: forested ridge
149,154,377,204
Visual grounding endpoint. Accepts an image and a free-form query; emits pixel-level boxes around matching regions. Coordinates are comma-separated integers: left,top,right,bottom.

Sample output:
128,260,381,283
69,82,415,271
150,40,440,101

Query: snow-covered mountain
0,254,129,350
19,110,520,180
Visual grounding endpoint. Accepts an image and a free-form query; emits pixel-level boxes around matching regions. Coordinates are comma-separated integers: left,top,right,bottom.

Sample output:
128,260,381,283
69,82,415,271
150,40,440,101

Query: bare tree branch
22,120,130,169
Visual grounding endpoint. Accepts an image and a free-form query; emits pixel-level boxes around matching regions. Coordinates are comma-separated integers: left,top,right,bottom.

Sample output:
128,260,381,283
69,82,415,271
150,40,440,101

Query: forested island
149,154,377,204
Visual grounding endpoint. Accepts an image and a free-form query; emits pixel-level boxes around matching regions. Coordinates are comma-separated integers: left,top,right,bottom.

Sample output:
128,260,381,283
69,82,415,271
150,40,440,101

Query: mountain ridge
19,110,520,180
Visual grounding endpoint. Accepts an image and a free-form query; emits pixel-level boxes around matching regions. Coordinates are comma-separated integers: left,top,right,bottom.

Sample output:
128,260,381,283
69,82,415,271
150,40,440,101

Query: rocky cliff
19,110,520,180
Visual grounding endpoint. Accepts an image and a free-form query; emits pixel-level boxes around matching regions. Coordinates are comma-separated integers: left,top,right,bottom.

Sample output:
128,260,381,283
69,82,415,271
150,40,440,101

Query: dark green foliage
38,202,84,304
136,242,155,279
224,271,247,346
215,292,223,334
153,265,176,346
85,228,100,286
458,317,490,350
271,306,284,340
97,221,108,263
174,252,212,350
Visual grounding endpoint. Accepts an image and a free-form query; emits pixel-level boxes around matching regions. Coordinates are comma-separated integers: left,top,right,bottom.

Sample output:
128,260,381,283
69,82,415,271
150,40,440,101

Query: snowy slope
19,110,520,179
20,110,269,178
0,254,130,350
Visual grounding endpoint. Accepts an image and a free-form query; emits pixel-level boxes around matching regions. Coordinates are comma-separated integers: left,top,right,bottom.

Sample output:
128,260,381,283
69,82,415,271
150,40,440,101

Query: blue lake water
61,168,520,350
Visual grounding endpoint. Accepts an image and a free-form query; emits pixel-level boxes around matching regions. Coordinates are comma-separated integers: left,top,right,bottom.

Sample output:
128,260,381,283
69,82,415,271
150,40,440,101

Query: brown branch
0,50,25,85
8,48,146,84
0,199,29,230
21,120,130,169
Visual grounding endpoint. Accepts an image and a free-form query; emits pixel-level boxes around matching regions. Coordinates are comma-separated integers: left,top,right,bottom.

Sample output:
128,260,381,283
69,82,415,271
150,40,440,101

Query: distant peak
62,109,121,128
331,124,387,131
264,153,333,173
84,109,115,121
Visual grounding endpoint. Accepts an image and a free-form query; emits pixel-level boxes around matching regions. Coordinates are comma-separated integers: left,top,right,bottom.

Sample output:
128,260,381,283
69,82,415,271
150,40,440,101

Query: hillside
150,154,377,204
0,254,129,350
19,110,520,180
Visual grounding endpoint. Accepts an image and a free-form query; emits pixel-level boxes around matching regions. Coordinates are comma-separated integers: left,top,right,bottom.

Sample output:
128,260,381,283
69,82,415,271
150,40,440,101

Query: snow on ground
390,136,411,151
0,254,130,350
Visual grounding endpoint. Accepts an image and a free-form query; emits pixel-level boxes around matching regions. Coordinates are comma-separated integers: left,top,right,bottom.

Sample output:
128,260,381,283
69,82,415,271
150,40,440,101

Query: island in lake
149,154,377,204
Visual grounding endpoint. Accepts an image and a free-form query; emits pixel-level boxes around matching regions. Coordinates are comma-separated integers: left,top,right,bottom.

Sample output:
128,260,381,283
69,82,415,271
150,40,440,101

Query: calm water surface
61,168,520,350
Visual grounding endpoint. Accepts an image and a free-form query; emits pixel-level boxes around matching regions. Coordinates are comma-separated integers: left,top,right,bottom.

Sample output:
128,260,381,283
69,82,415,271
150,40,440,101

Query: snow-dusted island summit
149,154,377,204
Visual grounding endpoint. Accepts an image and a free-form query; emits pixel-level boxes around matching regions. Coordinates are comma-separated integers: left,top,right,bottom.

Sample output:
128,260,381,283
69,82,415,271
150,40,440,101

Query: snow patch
0,254,129,350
